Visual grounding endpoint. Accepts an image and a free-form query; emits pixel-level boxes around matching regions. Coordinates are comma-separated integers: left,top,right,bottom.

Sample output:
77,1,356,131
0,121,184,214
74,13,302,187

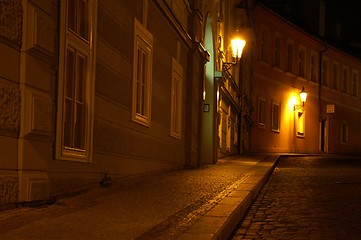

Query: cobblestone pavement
230,156,361,240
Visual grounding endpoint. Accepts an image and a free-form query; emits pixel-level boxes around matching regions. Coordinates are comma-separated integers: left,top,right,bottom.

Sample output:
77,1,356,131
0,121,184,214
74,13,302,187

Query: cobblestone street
230,156,361,240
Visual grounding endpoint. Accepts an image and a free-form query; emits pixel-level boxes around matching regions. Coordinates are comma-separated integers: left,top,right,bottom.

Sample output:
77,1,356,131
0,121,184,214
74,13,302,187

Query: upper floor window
352,70,359,97
170,58,183,139
271,101,280,132
274,34,281,67
310,52,318,82
56,0,97,162
286,41,293,73
132,19,153,127
321,57,329,86
298,46,305,78
258,97,266,128
332,62,339,90
342,66,349,94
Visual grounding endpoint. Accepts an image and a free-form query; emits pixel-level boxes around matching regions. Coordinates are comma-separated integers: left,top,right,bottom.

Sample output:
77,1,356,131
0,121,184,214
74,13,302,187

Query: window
332,62,339,90
341,121,348,144
271,102,280,132
310,52,318,82
170,58,183,139
258,98,266,128
260,29,269,62
321,57,329,86
274,34,281,67
132,19,153,127
342,66,349,94
352,70,358,97
56,0,97,162
286,41,293,73
296,111,305,137
298,46,305,78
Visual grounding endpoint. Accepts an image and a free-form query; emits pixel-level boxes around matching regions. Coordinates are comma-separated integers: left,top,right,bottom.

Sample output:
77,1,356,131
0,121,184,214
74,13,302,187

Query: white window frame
56,0,97,162
170,58,183,139
132,19,153,127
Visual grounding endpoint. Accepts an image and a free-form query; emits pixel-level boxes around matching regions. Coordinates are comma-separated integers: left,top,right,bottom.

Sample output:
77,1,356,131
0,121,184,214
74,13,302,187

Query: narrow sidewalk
0,154,279,240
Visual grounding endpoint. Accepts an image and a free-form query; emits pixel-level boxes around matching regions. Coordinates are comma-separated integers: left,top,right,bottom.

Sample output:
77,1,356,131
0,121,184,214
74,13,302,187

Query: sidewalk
0,154,279,240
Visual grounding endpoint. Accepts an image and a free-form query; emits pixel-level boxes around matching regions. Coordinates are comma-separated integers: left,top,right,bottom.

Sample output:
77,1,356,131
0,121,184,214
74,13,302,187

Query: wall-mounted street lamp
294,86,307,111
223,36,246,70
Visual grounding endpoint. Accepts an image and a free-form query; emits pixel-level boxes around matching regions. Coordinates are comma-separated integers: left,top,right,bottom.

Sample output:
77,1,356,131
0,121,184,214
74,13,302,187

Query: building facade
1,0,243,207
250,4,361,154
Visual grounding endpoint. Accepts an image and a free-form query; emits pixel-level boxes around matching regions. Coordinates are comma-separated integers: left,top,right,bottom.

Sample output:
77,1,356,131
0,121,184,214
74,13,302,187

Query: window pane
136,48,142,114
66,49,75,98
77,54,86,102
68,0,76,32
141,51,147,115
74,102,85,149
79,0,89,40
64,98,73,147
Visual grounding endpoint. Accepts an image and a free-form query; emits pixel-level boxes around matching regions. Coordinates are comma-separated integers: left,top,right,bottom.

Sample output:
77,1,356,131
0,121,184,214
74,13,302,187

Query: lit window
56,0,97,162
272,102,280,132
170,58,183,139
132,19,153,127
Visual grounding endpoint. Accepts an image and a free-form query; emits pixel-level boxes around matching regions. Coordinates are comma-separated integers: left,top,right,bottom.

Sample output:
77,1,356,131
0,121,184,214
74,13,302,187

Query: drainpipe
319,45,328,123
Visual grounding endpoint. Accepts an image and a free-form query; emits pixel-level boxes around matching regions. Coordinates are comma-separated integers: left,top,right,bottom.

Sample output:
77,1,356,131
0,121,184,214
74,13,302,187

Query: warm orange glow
231,38,246,59
299,87,307,104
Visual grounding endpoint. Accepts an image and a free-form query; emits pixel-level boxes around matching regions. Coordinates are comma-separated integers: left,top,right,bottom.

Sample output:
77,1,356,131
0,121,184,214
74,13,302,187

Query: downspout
319,45,328,122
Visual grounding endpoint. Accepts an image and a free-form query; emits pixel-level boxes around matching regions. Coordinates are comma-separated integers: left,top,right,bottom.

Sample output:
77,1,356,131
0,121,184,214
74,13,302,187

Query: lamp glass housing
299,88,307,104
231,38,246,59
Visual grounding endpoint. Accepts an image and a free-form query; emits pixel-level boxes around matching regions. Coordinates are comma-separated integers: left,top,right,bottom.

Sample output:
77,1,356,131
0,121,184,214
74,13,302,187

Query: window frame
274,33,281,68
271,101,281,132
286,40,294,73
321,57,329,86
296,110,305,138
298,45,306,78
170,58,183,139
132,19,153,127
352,70,358,97
258,97,266,128
342,65,349,94
56,0,97,162
310,51,318,82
